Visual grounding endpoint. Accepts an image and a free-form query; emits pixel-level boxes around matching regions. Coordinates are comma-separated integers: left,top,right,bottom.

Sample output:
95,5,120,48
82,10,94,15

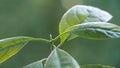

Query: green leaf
66,22,120,40
81,64,114,68
0,36,43,63
44,47,79,68
23,58,46,68
59,5,112,42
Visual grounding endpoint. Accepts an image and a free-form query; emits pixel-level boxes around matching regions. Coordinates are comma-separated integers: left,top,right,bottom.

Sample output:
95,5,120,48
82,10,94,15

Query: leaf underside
66,22,120,40
44,47,79,68
59,5,112,43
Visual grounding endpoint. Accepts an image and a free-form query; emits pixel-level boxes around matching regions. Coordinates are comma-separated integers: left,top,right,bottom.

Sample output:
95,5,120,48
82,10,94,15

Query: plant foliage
0,5,118,68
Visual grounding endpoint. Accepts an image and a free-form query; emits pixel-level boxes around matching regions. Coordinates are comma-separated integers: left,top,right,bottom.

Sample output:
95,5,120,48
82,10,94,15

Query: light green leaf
23,58,46,68
44,47,79,68
59,5,112,42
81,64,114,68
0,36,45,63
66,22,120,40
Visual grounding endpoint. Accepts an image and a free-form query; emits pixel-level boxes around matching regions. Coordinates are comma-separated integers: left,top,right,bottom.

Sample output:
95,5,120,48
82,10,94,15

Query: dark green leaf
0,36,39,63
23,58,46,68
44,47,79,68
81,64,114,68
59,5,112,42
66,22,120,40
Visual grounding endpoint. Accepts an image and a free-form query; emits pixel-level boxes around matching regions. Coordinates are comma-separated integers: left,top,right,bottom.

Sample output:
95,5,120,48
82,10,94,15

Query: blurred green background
0,0,120,68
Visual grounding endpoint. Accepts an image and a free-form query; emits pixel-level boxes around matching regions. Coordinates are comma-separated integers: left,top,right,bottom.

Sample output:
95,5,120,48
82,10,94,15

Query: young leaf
81,64,114,68
0,36,47,63
44,47,79,68
66,22,120,40
23,58,46,68
59,5,112,43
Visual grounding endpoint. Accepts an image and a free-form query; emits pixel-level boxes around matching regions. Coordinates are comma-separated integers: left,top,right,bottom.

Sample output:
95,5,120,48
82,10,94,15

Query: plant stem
57,41,64,48
53,34,61,42
53,31,68,43
53,31,69,47
32,37,50,43
49,34,56,51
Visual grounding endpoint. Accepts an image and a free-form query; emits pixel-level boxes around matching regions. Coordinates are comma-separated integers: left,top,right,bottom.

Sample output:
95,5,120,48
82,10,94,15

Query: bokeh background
0,0,120,68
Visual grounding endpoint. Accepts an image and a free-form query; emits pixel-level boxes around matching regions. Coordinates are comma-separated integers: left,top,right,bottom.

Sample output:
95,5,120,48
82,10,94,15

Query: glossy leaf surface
81,64,114,68
66,22,120,40
44,47,79,68
0,36,39,63
59,5,112,42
